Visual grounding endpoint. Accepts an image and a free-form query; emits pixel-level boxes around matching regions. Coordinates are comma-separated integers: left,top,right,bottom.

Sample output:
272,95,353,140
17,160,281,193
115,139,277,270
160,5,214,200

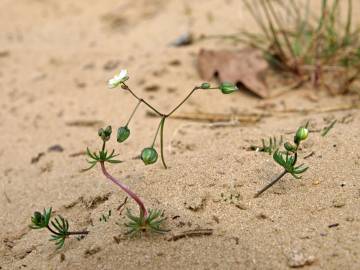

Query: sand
1,0,360,269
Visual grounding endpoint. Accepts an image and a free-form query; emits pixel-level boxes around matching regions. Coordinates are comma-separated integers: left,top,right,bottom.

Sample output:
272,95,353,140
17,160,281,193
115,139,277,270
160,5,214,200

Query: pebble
287,249,315,268
184,194,206,211
332,198,346,208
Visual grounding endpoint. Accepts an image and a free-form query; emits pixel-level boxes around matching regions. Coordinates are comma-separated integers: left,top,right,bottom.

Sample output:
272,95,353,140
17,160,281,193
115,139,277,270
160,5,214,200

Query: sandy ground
1,0,360,269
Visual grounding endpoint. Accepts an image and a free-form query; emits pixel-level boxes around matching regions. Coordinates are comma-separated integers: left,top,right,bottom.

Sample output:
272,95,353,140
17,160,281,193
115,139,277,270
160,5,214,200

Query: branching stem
121,83,205,168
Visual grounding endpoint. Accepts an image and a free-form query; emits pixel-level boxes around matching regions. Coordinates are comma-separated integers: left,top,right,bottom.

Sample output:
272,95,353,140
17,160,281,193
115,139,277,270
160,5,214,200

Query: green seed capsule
284,142,296,152
219,82,238,94
117,126,130,143
141,147,158,165
99,126,112,141
98,128,104,137
33,211,43,224
200,82,211,89
294,127,309,144
104,126,112,137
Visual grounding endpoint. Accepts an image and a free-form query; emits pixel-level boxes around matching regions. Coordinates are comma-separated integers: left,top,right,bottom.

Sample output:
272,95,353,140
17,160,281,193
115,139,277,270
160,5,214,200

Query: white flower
107,69,129,88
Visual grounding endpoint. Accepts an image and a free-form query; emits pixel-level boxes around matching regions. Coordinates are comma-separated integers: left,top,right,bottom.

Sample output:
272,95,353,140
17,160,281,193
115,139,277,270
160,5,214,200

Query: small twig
117,196,128,213
167,229,213,241
66,120,103,127
147,111,262,123
304,151,315,159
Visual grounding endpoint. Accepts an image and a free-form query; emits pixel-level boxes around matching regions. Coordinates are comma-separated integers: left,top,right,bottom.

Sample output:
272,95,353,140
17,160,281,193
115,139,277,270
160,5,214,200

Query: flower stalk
110,72,238,169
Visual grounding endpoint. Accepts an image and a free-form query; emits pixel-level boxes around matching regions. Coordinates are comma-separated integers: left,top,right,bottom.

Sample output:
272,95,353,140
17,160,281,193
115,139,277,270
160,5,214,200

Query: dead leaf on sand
198,48,269,98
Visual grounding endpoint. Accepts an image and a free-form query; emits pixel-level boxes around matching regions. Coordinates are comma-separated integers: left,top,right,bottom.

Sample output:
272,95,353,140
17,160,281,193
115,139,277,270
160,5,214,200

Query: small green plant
250,135,283,154
254,123,309,197
86,125,168,235
107,69,238,169
85,70,237,235
30,208,89,249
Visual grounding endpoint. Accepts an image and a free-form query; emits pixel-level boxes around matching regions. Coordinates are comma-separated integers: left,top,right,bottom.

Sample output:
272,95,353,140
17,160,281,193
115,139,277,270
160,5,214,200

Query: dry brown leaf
198,48,269,98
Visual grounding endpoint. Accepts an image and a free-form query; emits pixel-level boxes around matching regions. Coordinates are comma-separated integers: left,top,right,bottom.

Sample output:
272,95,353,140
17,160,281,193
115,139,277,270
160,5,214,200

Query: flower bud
117,126,130,143
98,128,104,137
294,127,309,144
98,126,112,141
219,82,238,94
200,82,210,89
141,147,158,165
33,211,43,224
104,125,112,136
284,142,296,152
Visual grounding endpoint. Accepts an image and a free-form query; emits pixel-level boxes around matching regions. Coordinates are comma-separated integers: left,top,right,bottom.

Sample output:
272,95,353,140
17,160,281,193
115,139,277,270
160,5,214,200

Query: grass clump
242,0,360,93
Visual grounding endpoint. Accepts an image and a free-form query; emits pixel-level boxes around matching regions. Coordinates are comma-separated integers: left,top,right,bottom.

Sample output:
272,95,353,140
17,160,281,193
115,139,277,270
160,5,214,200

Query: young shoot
29,208,89,249
254,124,310,198
250,135,283,155
86,125,168,235
108,69,238,169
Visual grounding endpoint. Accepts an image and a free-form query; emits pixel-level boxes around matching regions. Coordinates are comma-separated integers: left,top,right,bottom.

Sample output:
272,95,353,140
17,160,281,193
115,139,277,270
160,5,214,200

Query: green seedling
86,70,237,235
254,123,310,197
29,208,88,249
107,69,238,169
250,135,283,154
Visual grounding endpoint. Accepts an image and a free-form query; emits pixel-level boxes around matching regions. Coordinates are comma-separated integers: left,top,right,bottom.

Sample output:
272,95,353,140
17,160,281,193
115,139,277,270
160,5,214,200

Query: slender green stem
120,83,212,169
259,0,287,61
265,0,296,59
254,170,287,198
159,117,167,169
123,83,163,116
151,119,163,148
101,141,106,152
344,0,352,45
126,99,142,126
166,87,199,117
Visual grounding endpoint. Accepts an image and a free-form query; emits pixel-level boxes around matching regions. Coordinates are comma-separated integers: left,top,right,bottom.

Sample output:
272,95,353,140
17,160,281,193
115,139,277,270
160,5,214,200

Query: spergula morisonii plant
254,123,309,198
86,70,238,235
107,69,238,169
30,208,89,248
86,125,168,235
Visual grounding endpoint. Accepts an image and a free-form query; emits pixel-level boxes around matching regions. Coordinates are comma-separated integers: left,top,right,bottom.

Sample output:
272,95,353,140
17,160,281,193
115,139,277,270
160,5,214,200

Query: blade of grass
343,0,352,46
265,0,297,60
243,0,271,41
259,0,288,63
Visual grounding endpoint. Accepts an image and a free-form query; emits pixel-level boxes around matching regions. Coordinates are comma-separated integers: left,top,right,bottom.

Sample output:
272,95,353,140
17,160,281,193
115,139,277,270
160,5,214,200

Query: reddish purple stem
100,162,147,218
